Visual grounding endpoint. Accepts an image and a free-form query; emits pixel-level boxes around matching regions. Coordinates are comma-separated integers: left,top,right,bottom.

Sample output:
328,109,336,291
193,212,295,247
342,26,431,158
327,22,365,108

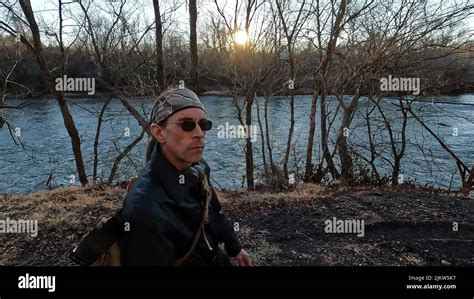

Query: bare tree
275,0,312,181
5,0,90,186
189,0,199,91
153,0,166,91
304,0,350,180
92,101,109,185
210,0,275,190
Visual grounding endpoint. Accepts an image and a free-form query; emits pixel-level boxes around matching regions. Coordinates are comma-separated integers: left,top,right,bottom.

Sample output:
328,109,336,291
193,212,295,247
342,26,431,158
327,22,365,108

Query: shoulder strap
174,174,213,266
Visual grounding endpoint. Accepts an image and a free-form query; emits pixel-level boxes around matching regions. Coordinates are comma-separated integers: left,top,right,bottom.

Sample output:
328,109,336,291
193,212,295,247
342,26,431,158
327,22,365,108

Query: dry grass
217,182,333,205
401,254,424,266
0,186,122,230
0,185,124,265
237,227,282,266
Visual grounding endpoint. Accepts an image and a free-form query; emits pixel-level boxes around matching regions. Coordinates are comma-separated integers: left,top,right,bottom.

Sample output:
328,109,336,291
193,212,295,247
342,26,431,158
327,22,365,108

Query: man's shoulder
121,170,168,220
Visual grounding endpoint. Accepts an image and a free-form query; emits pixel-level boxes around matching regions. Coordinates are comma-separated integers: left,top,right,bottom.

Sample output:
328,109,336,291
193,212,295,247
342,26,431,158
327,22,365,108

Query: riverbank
4,90,474,101
3,89,311,100
1,183,472,266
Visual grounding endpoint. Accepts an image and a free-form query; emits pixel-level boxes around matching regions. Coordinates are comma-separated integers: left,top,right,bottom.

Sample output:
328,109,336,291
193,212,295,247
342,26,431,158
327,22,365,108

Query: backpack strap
174,174,213,266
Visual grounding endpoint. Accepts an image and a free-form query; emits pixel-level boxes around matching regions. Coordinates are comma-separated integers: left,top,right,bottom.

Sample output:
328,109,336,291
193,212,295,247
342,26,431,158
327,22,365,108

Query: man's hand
234,249,252,266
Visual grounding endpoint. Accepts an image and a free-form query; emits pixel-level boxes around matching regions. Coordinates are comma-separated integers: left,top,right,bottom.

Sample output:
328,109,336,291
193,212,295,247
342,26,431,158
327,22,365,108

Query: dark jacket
118,144,241,266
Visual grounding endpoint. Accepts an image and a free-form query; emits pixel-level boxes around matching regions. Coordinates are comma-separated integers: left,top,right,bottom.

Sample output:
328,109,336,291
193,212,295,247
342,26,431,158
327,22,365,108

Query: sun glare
234,30,249,46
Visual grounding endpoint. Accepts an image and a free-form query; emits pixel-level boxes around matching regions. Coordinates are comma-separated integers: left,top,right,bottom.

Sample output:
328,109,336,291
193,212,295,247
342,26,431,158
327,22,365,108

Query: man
119,87,252,266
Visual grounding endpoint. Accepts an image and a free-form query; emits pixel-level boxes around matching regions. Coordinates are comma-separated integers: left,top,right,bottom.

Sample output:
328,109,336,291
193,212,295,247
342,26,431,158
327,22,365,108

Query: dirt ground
1,183,473,266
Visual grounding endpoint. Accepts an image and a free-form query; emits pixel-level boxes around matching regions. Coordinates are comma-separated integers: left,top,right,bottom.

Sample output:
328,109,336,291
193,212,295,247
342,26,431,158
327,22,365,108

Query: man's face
150,108,207,170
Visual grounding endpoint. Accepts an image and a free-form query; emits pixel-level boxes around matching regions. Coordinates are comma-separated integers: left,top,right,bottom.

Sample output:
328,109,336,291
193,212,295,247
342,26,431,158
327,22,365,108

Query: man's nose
192,123,205,138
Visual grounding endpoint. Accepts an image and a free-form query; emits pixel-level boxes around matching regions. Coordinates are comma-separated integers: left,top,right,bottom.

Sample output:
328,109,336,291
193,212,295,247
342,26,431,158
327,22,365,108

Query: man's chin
186,151,203,163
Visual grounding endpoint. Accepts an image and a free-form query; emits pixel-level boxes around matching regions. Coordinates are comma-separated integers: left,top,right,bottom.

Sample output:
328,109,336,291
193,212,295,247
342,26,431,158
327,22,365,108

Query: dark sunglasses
164,119,213,132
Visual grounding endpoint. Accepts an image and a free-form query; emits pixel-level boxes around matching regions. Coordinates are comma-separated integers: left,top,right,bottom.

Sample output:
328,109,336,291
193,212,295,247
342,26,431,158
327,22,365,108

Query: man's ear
150,123,166,144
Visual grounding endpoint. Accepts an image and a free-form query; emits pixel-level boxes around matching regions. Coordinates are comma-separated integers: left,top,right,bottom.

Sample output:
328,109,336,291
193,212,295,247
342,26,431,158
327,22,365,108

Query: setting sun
233,30,249,46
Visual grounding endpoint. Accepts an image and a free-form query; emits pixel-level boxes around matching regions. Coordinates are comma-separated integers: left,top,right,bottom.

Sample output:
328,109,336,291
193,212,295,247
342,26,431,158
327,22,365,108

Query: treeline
0,35,473,97
0,3,473,98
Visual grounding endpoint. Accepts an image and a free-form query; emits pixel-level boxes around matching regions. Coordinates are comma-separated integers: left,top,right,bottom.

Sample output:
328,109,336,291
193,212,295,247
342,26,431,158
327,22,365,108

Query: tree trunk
320,92,339,179
391,97,408,186
282,56,295,180
365,101,380,181
282,93,295,179
255,97,268,178
264,91,274,173
462,164,474,194
189,0,199,91
93,101,110,185
153,0,165,91
305,0,346,181
304,89,319,179
245,90,255,190
336,89,361,184
19,0,88,186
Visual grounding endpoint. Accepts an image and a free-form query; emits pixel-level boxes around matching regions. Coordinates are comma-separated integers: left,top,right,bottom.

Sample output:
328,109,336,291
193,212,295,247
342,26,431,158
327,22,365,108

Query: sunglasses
163,119,213,132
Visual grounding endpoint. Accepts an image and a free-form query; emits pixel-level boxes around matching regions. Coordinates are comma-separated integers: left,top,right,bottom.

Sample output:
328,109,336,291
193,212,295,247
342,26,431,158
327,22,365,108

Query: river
1,94,473,195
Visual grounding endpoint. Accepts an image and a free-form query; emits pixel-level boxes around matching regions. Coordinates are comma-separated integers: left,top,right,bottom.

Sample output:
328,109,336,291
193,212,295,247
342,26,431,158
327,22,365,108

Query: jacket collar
148,143,198,203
